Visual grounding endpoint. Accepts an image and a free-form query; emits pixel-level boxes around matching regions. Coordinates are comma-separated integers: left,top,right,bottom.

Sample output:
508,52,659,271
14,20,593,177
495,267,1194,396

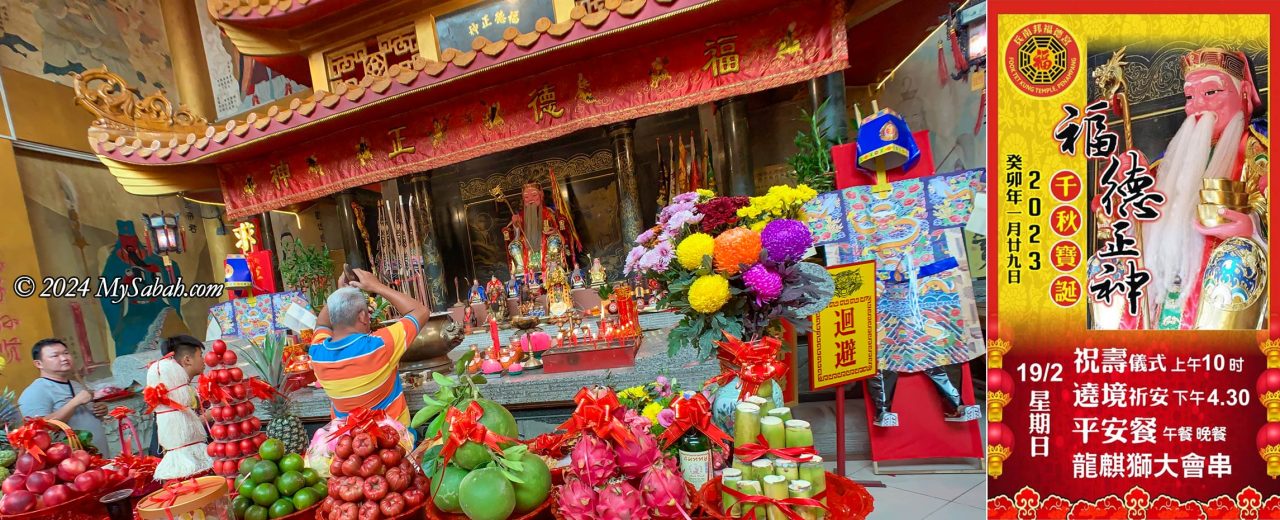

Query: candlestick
489,317,501,360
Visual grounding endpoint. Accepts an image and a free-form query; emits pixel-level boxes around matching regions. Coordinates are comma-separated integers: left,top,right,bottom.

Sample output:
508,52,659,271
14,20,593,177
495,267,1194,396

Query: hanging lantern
142,212,184,254
1257,368,1280,423
988,422,1015,479
1257,422,1280,478
988,368,1014,423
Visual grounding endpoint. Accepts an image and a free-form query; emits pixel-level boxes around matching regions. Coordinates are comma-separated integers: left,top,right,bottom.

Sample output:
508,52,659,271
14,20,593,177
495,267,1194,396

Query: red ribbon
660,392,732,451
734,435,818,463
149,479,203,520
721,485,827,520
143,384,186,414
327,407,392,442
704,333,789,401
555,387,635,446
197,377,230,404
6,418,52,460
248,378,278,400
435,402,516,468
109,407,143,456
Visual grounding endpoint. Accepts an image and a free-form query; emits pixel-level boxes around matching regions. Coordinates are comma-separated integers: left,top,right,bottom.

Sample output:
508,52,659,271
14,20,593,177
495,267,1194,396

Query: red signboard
219,0,847,219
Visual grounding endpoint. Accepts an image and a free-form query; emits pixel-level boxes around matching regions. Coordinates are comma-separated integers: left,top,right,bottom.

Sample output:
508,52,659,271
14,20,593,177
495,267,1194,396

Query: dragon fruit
558,476,600,520
571,433,618,487
640,464,689,519
595,480,647,520
615,424,661,479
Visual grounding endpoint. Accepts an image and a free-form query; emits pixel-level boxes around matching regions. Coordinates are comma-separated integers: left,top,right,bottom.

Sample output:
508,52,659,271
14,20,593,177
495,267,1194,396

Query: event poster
988,1,1280,517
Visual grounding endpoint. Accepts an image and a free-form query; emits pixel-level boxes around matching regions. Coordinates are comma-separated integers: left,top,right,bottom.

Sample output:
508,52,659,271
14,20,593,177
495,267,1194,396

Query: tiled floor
834,460,987,519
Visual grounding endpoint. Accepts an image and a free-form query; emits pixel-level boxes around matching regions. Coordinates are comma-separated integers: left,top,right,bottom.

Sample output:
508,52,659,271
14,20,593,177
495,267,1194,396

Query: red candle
489,317,501,359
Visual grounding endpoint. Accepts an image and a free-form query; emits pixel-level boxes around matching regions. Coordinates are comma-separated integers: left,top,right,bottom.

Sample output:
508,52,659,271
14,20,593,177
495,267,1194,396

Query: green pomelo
444,398,518,470
431,464,470,513
458,466,515,520
510,452,552,513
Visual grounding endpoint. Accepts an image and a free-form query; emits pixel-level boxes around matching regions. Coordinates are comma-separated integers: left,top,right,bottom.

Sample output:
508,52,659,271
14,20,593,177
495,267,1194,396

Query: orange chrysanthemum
713,227,762,275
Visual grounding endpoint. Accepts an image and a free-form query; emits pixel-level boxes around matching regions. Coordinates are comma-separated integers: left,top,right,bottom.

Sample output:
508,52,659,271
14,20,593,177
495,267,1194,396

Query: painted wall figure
99,220,183,356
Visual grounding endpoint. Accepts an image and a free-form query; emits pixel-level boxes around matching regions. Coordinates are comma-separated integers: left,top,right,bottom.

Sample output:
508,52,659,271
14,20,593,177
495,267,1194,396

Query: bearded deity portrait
1087,44,1269,330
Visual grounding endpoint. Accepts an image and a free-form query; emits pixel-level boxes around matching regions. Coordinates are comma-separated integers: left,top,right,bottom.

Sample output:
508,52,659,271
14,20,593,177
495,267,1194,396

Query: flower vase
711,377,785,436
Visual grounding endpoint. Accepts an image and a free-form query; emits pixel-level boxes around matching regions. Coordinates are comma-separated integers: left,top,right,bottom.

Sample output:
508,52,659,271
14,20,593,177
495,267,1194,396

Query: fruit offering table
286,311,722,421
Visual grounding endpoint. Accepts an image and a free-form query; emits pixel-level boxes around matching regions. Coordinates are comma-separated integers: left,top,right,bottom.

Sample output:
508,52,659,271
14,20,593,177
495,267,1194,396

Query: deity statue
495,181,581,290
507,275,522,299
589,256,607,288
545,260,572,317
1089,47,1268,330
468,278,486,305
570,262,586,288
486,275,507,321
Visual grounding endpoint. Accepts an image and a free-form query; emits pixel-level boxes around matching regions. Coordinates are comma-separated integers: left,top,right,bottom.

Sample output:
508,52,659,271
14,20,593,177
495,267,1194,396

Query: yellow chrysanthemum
618,386,646,400
696,189,716,200
750,221,767,232
676,233,716,270
689,274,731,313
642,402,663,422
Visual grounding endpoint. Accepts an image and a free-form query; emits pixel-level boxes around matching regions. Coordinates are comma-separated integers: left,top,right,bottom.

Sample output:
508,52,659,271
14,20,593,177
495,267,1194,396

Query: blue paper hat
856,108,921,172
224,254,252,289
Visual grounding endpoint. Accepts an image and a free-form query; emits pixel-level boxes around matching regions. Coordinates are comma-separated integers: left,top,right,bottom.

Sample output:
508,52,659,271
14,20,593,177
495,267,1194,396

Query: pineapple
240,334,309,454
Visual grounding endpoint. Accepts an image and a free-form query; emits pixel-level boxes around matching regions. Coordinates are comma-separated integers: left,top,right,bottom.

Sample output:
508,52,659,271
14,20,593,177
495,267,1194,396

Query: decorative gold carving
431,117,448,148
243,175,257,197
1091,41,1266,106
307,155,325,176
484,102,505,129
649,57,671,89
73,67,209,135
576,73,600,105
356,138,374,166
325,26,420,91
776,22,802,59
459,150,614,200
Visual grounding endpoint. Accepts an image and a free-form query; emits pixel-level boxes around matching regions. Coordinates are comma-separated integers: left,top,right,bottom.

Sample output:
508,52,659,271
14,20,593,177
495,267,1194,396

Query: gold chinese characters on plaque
809,260,877,390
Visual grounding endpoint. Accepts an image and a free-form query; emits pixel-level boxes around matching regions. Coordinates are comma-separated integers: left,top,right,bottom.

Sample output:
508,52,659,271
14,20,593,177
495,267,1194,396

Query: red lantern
1257,368,1280,422
1257,422,1280,478
988,368,1014,423
988,422,1015,479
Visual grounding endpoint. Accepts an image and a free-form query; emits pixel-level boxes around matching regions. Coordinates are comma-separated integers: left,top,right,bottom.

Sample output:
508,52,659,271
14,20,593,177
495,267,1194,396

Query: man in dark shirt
17,338,109,453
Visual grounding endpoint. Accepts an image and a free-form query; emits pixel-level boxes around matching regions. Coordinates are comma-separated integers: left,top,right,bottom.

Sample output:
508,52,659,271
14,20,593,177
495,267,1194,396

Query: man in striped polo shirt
310,268,430,426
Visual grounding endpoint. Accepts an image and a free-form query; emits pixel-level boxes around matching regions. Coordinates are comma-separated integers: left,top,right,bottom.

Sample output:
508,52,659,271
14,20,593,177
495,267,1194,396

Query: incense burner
399,312,464,373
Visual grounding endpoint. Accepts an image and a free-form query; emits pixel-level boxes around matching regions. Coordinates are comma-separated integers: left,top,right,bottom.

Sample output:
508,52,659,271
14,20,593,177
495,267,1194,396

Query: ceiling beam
846,0,904,27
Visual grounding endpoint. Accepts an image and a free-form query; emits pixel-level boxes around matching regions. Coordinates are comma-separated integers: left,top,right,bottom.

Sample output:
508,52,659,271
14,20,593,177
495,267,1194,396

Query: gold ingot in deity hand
1198,203,1229,227
1199,188,1251,207
1201,178,1246,193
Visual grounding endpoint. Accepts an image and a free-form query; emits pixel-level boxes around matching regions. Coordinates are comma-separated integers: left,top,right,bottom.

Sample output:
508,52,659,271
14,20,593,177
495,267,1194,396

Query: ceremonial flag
656,138,670,206
689,132,702,191
676,135,688,194
548,167,583,256
704,130,717,193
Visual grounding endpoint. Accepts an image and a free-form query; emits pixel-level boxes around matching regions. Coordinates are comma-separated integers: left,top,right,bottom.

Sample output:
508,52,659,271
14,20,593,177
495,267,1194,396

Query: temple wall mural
0,0,176,95
15,151,221,363
194,0,309,120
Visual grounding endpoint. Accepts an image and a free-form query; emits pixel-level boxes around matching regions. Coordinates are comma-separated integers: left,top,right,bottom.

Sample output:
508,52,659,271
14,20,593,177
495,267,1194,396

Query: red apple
236,402,253,418
225,441,241,459
3,474,28,494
74,469,105,493
31,431,51,451
0,490,37,514
212,339,227,354
56,457,87,481
45,443,71,465
206,443,221,458
248,417,261,431
216,369,231,384
41,484,73,508
204,351,221,367
71,450,91,465
228,367,243,381
210,423,227,440
222,350,237,365
14,452,42,474
254,433,266,447
25,470,55,494
231,383,247,400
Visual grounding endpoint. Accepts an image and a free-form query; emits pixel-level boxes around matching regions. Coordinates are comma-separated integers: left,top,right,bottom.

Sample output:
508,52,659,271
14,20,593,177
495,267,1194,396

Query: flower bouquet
624,187,835,358
615,376,684,436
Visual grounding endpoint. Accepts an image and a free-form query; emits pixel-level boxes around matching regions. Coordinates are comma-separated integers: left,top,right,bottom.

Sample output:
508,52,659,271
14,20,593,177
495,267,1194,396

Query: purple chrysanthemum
636,227,657,246
672,192,700,204
624,245,646,274
743,263,783,305
760,219,814,263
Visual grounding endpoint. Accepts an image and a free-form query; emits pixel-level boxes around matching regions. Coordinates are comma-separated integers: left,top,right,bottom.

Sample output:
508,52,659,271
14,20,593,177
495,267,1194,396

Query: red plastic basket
273,503,320,520
695,473,874,520
549,481,699,520
0,476,135,520
427,492,555,520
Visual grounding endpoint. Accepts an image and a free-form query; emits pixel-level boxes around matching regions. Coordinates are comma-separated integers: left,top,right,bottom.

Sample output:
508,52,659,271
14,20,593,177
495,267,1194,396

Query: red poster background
987,1,1280,517
219,0,848,219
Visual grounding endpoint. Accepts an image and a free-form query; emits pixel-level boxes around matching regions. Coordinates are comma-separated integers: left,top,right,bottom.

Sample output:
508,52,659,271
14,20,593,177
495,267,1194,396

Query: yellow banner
810,260,877,389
